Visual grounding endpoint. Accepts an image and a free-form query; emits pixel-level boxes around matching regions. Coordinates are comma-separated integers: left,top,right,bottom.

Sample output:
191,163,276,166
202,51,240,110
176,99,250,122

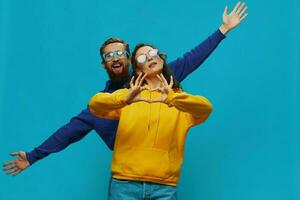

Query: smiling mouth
111,62,124,74
112,63,122,68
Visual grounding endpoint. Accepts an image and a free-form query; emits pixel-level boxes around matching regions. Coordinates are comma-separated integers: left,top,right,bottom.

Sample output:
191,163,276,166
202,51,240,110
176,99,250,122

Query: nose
112,55,119,61
146,54,153,61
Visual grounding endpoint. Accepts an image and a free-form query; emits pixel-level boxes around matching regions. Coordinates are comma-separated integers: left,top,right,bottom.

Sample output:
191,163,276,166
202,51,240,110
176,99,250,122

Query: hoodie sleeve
89,89,129,120
164,90,213,126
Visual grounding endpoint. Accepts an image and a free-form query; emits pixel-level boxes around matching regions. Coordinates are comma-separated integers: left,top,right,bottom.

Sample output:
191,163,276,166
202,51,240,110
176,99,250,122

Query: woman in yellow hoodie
89,43,213,200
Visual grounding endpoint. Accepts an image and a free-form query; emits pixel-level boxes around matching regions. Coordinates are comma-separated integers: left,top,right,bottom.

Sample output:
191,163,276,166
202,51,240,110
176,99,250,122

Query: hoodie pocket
122,147,171,179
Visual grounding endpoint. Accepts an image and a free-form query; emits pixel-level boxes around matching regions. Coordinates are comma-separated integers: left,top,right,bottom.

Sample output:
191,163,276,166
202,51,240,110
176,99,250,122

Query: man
3,2,248,176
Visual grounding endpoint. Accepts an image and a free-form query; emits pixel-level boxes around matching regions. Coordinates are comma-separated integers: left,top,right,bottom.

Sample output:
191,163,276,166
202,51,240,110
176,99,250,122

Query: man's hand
219,1,248,35
125,73,150,104
3,151,30,176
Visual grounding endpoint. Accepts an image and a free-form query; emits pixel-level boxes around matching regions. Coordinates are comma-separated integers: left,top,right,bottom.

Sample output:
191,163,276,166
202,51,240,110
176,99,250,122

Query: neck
110,74,130,86
145,76,162,89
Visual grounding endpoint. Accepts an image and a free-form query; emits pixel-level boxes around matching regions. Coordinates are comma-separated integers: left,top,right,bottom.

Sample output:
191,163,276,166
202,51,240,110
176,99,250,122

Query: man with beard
3,2,248,176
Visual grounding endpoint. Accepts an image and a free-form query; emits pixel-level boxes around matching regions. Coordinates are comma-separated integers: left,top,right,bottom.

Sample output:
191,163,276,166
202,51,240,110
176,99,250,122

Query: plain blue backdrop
1,0,299,199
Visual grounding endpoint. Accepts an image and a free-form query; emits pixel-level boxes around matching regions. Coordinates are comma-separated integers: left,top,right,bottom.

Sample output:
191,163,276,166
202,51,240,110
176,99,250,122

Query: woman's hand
151,74,174,103
3,151,30,176
125,73,150,104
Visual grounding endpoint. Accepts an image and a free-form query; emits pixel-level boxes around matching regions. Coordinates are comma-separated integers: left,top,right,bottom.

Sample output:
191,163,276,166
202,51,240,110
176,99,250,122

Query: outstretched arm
168,29,225,82
3,108,94,176
25,109,94,165
169,1,248,82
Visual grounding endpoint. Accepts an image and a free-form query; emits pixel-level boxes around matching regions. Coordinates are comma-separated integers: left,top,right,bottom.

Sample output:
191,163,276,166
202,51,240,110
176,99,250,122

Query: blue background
1,0,299,199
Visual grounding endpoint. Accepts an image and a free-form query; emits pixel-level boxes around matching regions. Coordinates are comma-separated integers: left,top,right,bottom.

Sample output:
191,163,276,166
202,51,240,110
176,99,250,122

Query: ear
101,61,106,68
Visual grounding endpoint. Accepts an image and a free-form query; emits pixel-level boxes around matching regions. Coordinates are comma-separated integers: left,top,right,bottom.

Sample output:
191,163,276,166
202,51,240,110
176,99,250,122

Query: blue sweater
26,29,225,165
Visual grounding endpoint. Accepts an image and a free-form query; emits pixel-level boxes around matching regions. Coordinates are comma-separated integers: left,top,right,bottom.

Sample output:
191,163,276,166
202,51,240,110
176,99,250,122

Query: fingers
239,6,248,17
3,160,15,167
233,1,241,13
240,13,248,21
130,76,135,88
140,86,149,91
5,167,20,175
3,164,17,171
223,5,228,17
132,97,150,103
149,87,159,92
149,99,161,103
156,74,164,85
134,72,147,88
236,2,245,14
169,76,174,88
138,73,147,87
160,74,169,86
149,86,163,92
134,73,143,86
12,169,22,176
10,152,21,156
156,87,164,93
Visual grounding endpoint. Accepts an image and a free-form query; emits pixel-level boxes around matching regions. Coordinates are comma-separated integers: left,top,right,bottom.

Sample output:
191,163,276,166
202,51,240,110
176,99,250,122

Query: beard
105,67,130,86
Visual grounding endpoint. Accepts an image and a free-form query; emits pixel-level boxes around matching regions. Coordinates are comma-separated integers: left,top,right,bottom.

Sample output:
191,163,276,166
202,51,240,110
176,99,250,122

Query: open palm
125,73,150,104
3,151,30,176
223,2,248,31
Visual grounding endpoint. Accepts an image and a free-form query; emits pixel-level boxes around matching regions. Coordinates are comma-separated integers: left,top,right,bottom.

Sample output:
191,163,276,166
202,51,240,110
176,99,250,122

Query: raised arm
168,1,248,82
168,29,225,82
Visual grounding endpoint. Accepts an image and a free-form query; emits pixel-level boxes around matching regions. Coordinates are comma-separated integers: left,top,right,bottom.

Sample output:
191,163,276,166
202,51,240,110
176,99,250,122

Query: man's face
102,42,130,81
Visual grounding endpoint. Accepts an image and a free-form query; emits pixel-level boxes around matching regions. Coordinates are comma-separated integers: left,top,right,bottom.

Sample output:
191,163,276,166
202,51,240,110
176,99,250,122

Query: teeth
112,64,121,68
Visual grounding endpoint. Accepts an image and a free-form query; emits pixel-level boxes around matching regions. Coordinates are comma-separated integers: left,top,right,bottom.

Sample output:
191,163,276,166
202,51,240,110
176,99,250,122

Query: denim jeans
108,178,177,200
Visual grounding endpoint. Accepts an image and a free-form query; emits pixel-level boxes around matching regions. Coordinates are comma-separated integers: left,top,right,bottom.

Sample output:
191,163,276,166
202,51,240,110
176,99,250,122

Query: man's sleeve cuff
216,28,226,40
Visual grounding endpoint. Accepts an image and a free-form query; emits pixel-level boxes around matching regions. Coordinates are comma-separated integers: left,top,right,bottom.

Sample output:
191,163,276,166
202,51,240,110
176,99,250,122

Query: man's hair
131,43,181,91
99,38,130,62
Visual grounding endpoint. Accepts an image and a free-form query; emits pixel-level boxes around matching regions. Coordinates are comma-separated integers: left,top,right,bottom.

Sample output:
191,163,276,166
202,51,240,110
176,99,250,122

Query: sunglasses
136,49,159,64
103,50,130,62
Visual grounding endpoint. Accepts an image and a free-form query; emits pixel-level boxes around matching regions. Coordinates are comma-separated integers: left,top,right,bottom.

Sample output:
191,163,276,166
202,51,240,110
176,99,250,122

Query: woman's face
135,46,164,77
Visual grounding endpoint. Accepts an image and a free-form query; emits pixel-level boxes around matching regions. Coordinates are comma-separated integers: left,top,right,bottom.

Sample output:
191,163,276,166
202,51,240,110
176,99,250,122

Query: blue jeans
108,178,177,200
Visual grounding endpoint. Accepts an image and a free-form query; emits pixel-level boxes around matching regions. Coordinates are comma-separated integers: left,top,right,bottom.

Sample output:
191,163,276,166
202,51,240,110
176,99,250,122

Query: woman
89,44,213,199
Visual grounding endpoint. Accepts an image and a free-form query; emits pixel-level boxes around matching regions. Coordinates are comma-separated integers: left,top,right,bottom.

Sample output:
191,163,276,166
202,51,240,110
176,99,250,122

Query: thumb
10,152,21,156
132,97,150,103
149,87,160,92
223,5,228,16
140,86,149,91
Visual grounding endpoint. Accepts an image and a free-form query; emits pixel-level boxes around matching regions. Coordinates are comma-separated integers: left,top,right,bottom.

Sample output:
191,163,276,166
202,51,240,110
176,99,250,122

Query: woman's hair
130,43,181,91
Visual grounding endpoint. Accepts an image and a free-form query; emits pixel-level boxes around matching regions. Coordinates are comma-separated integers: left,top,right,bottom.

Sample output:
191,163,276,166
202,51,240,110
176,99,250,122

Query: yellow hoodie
89,88,213,186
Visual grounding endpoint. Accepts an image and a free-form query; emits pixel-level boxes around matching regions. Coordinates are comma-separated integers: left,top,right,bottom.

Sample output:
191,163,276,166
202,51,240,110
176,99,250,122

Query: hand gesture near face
151,74,174,103
125,73,150,104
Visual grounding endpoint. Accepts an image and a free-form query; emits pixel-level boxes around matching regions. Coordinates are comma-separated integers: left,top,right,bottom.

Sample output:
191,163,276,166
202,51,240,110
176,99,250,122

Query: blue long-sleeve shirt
26,29,225,165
